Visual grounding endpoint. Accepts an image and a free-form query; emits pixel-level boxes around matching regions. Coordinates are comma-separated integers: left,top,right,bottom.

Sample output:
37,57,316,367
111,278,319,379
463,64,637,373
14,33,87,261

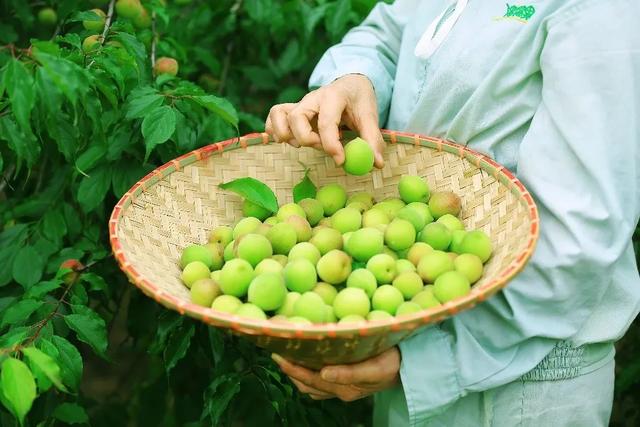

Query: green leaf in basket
292,168,316,203
218,177,278,214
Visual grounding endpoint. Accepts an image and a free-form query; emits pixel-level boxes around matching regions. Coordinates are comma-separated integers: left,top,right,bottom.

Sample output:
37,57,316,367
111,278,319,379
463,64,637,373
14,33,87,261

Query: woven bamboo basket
109,130,539,369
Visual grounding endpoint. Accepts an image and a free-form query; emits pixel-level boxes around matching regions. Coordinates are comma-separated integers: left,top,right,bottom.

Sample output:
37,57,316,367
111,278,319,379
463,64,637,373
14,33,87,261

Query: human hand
271,347,400,401
265,74,385,168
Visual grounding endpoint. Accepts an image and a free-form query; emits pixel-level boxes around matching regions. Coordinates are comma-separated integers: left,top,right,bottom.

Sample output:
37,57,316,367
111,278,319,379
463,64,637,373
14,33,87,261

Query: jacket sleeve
397,2,640,425
308,0,417,124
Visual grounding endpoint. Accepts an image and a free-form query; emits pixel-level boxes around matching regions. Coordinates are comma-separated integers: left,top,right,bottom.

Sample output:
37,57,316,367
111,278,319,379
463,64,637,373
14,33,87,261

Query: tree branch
151,11,158,69
87,0,116,68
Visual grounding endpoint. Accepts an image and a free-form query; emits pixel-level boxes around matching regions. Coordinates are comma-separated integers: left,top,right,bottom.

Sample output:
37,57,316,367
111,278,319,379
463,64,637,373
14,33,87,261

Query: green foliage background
0,0,637,426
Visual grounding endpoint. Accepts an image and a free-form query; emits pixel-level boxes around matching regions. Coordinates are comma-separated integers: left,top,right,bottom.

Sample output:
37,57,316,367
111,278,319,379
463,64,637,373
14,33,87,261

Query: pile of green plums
179,176,492,325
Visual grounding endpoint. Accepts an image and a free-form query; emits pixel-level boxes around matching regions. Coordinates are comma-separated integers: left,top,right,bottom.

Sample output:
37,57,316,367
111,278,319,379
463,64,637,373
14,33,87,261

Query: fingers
266,81,384,169
319,347,400,386
273,355,329,391
288,98,322,147
317,96,347,166
272,354,368,402
352,99,385,168
266,103,296,142
289,378,333,400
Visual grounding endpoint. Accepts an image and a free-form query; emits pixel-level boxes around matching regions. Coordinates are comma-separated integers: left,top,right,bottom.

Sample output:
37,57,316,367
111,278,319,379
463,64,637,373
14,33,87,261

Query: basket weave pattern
109,130,538,368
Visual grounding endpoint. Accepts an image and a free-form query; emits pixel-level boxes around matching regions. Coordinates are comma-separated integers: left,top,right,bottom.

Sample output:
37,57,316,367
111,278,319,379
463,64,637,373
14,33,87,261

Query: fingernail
321,369,336,382
271,353,284,364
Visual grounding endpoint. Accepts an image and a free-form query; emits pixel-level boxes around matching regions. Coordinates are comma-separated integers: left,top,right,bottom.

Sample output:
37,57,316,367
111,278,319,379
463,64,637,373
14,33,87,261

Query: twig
218,0,242,95
151,11,157,69
0,259,103,356
230,0,243,14
51,24,62,40
87,0,116,68
11,283,75,352
0,164,16,194
218,41,233,96
34,154,47,193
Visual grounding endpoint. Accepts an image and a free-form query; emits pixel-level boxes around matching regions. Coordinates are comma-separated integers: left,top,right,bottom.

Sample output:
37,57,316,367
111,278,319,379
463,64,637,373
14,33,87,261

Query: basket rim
108,130,540,340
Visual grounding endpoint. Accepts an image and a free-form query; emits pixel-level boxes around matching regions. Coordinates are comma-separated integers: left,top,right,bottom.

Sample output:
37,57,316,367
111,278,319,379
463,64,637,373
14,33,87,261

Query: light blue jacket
309,0,640,425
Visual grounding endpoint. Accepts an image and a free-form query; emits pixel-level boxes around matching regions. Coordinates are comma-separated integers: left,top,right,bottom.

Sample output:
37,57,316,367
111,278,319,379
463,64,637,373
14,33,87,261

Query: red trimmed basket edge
108,130,540,339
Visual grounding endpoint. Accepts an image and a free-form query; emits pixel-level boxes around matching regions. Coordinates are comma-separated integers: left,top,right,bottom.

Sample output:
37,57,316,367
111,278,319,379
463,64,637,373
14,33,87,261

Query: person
265,0,640,425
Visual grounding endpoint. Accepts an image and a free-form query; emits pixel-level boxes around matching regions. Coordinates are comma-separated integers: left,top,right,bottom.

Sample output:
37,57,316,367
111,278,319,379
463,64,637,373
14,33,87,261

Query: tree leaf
50,336,83,391
80,272,108,293
125,87,164,119
0,225,29,287
21,347,67,393
42,208,67,243
149,312,183,355
0,297,16,313
1,299,44,328
12,246,45,288
301,3,330,38
218,177,278,213
191,95,238,127
3,58,35,136
113,32,148,82
326,0,352,38
75,144,107,174
70,10,104,23
0,358,36,426
0,327,29,349
163,322,195,374
68,281,88,305
33,52,90,106
277,39,302,75
45,113,77,162
53,402,88,424
293,169,317,203
202,374,241,425
64,307,108,358
111,162,151,198
244,0,271,22
24,280,62,299
208,328,225,365
77,164,112,213
0,115,40,168
142,106,176,161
